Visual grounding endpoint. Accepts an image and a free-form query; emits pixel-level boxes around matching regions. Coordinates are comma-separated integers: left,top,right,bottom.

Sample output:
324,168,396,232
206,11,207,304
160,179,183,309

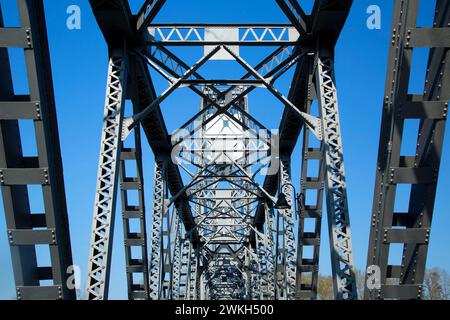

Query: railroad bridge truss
0,0,449,300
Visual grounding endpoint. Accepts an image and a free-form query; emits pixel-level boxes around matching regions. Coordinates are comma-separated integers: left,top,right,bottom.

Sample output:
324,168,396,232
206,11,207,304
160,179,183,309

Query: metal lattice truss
86,51,128,300
148,24,300,46
296,72,325,299
148,159,166,299
276,158,297,300
115,0,357,299
316,50,356,299
1,0,449,301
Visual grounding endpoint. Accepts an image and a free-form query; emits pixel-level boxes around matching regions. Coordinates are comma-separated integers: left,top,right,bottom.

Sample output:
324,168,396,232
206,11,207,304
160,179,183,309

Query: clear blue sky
0,0,448,300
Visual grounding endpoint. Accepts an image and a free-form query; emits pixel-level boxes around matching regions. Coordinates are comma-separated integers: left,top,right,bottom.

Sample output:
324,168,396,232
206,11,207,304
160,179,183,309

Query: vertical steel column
247,239,261,300
196,258,202,300
315,48,357,300
119,58,150,299
243,243,260,300
0,0,75,300
243,251,252,300
170,212,182,300
160,198,173,299
148,159,168,300
278,156,296,300
365,0,450,300
85,47,128,300
187,242,199,300
296,80,325,300
178,239,191,299
264,203,276,300
256,231,267,300
274,200,284,299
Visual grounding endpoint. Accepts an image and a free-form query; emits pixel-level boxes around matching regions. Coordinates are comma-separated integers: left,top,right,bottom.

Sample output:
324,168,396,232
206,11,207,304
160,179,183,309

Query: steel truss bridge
0,0,449,300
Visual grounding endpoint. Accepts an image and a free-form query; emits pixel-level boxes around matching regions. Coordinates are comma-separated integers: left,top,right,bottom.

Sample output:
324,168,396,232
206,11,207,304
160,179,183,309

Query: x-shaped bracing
121,44,322,142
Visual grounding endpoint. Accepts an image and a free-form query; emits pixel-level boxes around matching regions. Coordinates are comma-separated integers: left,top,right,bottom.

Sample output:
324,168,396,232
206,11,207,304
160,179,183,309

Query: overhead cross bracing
0,0,449,301
86,0,358,300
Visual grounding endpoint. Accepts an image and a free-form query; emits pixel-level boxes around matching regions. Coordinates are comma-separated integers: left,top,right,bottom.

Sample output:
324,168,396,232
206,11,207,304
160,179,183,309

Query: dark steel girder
136,0,166,32
89,0,354,290
276,0,309,36
310,0,354,47
0,0,75,300
89,0,135,45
